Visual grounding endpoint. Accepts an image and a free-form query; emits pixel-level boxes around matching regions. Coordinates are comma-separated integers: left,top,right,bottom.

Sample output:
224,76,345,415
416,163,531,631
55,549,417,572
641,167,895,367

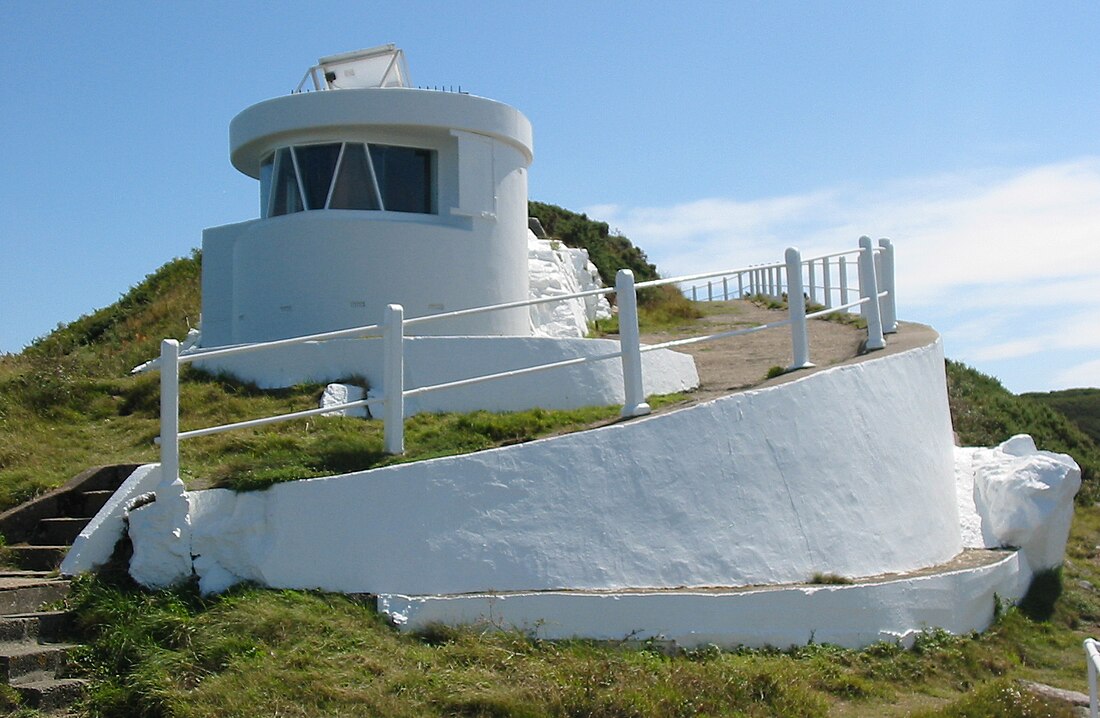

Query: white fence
1087,638,1100,717
153,236,895,495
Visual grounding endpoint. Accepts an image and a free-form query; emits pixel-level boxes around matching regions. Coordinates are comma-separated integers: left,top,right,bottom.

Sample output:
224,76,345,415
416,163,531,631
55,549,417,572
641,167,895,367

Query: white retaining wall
178,335,960,595
379,551,1026,650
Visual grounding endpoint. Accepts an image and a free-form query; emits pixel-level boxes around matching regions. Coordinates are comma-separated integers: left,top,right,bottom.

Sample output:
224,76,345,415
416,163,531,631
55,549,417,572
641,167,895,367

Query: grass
63,557,1094,718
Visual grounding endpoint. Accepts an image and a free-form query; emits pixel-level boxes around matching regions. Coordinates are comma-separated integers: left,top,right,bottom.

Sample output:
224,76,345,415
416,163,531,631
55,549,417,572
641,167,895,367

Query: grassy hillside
1023,388,1100,446
947,361,1100,502
52,357,1100,717
5,213,1100,716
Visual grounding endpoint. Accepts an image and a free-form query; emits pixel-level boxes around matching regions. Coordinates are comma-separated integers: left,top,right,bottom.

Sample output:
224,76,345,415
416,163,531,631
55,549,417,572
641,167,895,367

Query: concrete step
6,545,67,572
11,676,87,712
0,641,75,683
32,518,88,547
0,579,70,615
74,489,114,517
0,611,72,643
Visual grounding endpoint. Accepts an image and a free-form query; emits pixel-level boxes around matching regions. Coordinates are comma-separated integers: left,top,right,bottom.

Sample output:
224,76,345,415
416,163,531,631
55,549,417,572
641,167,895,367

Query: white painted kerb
379,551,1025,650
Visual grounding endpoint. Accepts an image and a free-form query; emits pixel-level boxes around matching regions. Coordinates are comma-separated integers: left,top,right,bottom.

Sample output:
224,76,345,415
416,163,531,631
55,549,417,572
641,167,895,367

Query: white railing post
707,280,713,302
383,304,405,454
159,339,180,493
616,269,651,418
878,238,897,334
737,271,744,298
822,257,832,308
807,260,817,305
785,248,813,369
722,276,728,300
839,257,849,306
1086,638,1100,718
691,285,698,302
859,236,886,350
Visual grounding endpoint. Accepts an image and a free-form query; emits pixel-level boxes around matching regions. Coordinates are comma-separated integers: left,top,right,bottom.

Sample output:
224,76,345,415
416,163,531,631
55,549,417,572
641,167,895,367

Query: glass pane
294,143,342,210
270,147,304,216
329,143,381,210
370,144,433,213
259,153,274,217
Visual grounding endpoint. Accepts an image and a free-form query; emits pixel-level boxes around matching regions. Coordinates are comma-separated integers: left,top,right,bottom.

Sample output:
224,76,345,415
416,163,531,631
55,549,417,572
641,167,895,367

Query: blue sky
2,1,1098,393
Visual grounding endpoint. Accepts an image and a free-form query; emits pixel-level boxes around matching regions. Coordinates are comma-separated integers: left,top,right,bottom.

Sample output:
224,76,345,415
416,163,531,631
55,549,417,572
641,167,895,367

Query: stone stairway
0,573,85,712
0,464,139,714
0,465,137,573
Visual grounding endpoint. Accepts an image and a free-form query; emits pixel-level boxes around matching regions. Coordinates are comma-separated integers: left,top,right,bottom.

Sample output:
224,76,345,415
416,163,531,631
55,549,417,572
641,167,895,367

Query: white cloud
585,157,1100,391
587,157,1100,302
1052,359,1100,391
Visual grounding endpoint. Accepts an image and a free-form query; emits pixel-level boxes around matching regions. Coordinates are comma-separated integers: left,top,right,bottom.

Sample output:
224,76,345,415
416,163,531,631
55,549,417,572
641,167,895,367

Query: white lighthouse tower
200,45,535,346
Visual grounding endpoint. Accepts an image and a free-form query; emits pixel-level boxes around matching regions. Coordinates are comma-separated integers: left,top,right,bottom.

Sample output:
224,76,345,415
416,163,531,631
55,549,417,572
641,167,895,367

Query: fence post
807,260,817,305
822,257,832,308
617,269,651,418
383,304,405,454
839,258,849,306
737,271,744,298
1087,639,1099,718
707,280,713,302
859,237,886,350
691,285,697,302
159,339,180,494
722,276,728,300
878,238,897,334
785,248,814,369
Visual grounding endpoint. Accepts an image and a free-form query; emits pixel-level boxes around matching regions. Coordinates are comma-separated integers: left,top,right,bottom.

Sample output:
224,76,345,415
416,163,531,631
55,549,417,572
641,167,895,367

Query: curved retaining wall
185,334,961,595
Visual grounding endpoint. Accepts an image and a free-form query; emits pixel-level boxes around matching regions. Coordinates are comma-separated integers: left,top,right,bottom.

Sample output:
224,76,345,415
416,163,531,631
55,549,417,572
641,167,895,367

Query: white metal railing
1087,638,1100,718
153,236,895,496
683,237,895,327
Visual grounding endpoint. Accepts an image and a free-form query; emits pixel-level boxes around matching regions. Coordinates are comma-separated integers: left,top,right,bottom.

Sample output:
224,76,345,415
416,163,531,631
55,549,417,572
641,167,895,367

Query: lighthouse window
329,144,382,210
370,145,433,214
295,143,343,210
270,147,305,216
262,142,435,218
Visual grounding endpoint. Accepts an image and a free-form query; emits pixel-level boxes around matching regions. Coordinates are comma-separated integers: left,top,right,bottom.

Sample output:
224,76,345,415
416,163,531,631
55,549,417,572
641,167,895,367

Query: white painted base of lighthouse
63,329,1080,649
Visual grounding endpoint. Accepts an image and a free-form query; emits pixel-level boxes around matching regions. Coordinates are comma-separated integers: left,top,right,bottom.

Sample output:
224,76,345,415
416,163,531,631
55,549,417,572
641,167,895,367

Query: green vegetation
1023,388,1100,445
63,562,1092,717
6,206,1100,715
0,244,692,502
528,201,657,286
946,361,1100,502
529,200,701,331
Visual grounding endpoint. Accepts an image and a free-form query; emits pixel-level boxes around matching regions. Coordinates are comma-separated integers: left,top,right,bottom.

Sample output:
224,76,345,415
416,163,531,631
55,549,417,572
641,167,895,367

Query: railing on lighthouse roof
296,44,411,93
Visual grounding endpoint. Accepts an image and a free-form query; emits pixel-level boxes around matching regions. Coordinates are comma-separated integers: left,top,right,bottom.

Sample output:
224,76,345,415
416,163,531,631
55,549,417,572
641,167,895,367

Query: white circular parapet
229,88,533,177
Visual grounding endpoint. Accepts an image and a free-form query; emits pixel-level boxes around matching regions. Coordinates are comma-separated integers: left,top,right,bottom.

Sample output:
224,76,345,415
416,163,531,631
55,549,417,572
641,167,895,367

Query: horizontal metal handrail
405,349,624,398
641,317,794,353
152,236,896,493
175,395,385,441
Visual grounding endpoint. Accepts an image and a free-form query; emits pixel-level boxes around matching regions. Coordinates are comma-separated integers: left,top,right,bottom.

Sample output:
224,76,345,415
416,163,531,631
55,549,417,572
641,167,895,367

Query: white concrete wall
191,335,699,414
379,551,1026,650
182,336,960,596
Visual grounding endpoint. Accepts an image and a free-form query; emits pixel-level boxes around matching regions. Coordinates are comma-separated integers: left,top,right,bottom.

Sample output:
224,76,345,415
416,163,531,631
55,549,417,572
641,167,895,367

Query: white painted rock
128,478,194,589
528,231,612,338
964,434,1081,572
321,383,368,418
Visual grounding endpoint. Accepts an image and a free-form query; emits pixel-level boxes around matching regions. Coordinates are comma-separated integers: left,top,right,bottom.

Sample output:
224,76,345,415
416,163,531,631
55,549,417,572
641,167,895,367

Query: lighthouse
199,45,535,346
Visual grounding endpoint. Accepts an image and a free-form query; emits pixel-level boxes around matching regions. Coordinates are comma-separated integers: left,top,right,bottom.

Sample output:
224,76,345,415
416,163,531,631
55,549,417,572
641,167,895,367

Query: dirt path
640,300,936,407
